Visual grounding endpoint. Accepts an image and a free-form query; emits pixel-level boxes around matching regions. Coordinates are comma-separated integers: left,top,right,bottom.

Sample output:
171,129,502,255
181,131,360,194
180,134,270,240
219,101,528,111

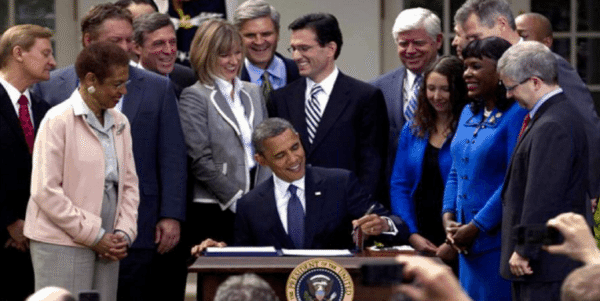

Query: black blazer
240,52,300,87
0,85,49,243
169,63,197,98
270,72,389,203
500,93,588,282
234,166,409,249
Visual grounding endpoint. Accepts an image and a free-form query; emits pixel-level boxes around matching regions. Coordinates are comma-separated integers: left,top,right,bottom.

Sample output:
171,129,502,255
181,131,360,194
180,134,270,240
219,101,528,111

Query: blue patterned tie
306,84,323,144
404,74,423,121
287,184,305,249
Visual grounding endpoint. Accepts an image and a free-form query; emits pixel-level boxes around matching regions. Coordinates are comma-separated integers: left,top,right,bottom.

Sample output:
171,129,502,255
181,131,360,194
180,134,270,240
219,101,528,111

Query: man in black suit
132,12,196,97
191,118,408,253
233,0,299,105
454,0,600,199
498,41,590,301
270,13,389,203
0,24,55,301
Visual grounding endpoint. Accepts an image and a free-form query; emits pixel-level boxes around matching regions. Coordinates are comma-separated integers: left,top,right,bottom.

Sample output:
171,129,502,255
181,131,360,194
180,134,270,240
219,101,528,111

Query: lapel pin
315,191,322,196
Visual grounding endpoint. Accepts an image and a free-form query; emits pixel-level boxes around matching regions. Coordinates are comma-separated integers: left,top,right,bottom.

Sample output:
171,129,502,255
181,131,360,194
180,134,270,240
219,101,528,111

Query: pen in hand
352,203,377,234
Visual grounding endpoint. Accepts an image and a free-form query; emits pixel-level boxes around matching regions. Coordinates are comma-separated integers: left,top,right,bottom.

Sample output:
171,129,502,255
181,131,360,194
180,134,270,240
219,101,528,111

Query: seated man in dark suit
132,12,196,97
269,13,389,205
233,0,300,105
191,118,409,254
498,41,590,301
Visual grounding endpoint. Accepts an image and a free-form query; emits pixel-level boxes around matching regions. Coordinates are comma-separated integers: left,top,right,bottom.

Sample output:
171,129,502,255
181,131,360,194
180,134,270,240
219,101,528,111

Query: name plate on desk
204,246,278,256
281,249,353,257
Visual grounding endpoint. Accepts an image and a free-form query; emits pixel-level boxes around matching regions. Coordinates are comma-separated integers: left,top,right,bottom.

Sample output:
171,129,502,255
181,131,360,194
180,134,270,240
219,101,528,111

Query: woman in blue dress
442,37,527,301
390,56,467,260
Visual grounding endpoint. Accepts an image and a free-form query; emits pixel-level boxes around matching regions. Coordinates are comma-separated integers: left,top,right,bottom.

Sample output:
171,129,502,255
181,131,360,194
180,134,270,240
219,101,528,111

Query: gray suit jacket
371,66,407,181
178,80,271,207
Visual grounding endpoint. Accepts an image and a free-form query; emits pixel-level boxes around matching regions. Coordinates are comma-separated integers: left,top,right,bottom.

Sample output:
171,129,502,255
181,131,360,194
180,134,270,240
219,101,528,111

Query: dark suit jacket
371,66,407,182
270,72,389,202
0,86,49,244
234,166,409,249
500,93,588,282
555,54,600,197
169,63,197,98
240,52,300,86
32,66,187,250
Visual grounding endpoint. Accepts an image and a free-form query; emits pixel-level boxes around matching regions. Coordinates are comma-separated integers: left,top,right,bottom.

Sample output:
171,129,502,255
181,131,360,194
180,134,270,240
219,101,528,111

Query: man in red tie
0,24,55,301
498,41,590,301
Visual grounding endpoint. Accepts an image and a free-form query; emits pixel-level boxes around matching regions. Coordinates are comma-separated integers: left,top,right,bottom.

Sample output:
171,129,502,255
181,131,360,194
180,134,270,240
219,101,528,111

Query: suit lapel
239,86,255,127
0,86,30,151
208,84,244,138
260,180,295,248
287,80,310,149
310,73,351,151
395,69,407,125
121,66,143,125
30,94,46,132
303,167,326,248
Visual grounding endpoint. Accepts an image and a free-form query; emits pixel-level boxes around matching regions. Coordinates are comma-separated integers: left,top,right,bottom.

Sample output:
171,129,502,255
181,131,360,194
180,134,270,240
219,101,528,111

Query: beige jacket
24,91,139,248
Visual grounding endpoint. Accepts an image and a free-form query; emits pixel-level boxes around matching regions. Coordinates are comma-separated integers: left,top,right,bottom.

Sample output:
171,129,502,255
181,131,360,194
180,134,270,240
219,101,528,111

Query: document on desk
204,246,279,256
281,249,354,256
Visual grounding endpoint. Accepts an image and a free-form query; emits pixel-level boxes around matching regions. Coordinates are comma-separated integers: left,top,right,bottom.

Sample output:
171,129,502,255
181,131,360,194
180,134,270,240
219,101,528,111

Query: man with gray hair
132,12,196,97
454,0,600,203
498,41,589,301
214,273,279,301
515,13,553,48
233,0,299,105
371,7,442,206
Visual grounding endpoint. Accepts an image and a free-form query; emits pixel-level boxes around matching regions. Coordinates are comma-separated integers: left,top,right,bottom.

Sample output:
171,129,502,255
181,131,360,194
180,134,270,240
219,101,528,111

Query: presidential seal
286,258,354,301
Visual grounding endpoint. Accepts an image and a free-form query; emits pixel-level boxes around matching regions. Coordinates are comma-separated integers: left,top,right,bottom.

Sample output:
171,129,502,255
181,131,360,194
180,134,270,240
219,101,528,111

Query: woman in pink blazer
24,42,139,301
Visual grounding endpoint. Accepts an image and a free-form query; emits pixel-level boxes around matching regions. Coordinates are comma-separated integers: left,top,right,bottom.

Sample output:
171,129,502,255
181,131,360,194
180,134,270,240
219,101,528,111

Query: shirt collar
0,76,31,107
273,172,305,198
306,66,339,96
245,55,286,81
529,88,563,118
71,89,115,129
214,76,242,98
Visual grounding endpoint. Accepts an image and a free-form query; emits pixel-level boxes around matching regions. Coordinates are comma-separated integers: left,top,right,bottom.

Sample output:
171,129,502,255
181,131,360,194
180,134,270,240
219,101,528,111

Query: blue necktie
404,74,423,121
287,184,305,248
306,85,323,144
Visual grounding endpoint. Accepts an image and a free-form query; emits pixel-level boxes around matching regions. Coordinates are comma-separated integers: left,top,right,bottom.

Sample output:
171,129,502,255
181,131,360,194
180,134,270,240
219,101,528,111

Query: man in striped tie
0,24,55,301
270,13,389,205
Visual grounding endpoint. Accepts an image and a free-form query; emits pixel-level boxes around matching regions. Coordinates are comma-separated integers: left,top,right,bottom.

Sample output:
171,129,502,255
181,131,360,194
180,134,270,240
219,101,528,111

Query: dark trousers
0,247,34,301
512,280,562,301
117,249,154,301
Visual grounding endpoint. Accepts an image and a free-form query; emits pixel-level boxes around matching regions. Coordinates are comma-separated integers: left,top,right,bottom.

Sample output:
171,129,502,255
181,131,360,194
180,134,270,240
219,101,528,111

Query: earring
87,86,96,94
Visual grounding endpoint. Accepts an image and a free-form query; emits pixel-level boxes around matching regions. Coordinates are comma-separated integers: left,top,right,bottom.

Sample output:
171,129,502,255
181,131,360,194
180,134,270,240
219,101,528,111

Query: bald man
516,13,553,48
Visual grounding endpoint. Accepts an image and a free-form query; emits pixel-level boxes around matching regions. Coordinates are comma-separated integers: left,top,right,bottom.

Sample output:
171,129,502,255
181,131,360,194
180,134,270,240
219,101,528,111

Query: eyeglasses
504,78,531,92
287,44,318,54
114,80,131,89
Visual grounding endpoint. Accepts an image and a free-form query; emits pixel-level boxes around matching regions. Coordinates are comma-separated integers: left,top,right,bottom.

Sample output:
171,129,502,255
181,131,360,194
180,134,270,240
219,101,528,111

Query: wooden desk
189,252,409,301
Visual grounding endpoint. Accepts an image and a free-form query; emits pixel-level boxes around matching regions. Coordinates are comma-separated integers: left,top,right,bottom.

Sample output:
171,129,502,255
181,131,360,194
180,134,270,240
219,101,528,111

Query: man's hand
191,238,227,258
543,212,600,264
408,233,438,255
395,255,472,301
352,214,390,237
155,218,181,254
509,251,533,276
6,219,28,251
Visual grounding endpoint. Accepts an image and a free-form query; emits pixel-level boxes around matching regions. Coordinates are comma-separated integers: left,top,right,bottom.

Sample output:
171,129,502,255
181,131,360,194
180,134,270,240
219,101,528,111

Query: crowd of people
1,0,599,300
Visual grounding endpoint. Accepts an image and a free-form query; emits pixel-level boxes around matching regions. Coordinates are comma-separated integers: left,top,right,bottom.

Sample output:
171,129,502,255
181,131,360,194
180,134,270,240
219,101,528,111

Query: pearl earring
87,86,96,94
